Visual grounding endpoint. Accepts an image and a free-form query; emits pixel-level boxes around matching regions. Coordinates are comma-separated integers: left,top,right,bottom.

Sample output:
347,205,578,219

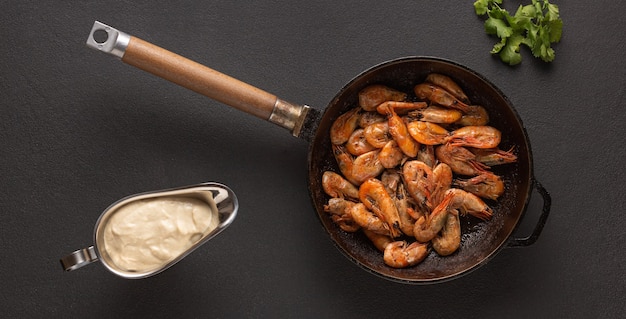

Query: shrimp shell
323,198,360,233
383,241,429,268
406,121,450,145
358,85,407,112
456,105,489,126
425,73,470,103
454,172,505,201
376,101,427,115
446,188,493,221
379,140,404,169
381,169,414,236
380,169,402,194
431,162,453,208
413,193,453,243
359,178,402,238
346,128,377,156
352,150,385,184
394,183,415,237
435,143,489,176
332,144,359,185
359,111,386,128
446,125,501,149
402,160,434,212
330,107,361,145
349,202,390,236
409,105,463,124
332,145,384,185
363,121,390,148
322,171,359,200
324,197,354,215
363,229,393,252
432,210,461,256
417,144,436,168
470,147,517,166
414,83,471,113
380,103,419,157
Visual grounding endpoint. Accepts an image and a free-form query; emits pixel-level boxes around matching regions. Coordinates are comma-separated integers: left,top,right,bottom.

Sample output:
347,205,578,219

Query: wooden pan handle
86,21,311,137
123,36,276,120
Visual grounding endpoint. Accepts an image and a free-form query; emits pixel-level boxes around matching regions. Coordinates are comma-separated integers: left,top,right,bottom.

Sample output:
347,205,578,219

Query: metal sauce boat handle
86,21,312,138
60,246,98,271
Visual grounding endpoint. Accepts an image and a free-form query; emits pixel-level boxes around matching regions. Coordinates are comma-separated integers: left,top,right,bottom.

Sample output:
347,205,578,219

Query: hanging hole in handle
508,179,552,247
92,29,109,44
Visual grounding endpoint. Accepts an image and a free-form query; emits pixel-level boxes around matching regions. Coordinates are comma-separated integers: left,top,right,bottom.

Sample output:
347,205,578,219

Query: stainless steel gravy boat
60,182,238,279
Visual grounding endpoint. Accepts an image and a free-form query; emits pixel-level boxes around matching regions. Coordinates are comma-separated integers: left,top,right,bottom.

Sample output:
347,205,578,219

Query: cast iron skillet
309,57,551,283
87,21,551,283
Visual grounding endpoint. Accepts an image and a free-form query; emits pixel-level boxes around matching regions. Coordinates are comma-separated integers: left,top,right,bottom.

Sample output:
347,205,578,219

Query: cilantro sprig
474,0,563,65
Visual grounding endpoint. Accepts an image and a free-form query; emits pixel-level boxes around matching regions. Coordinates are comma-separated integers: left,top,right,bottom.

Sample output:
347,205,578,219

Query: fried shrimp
363,121,390,148
333,145,384,185
330,107,361,145
358,84,407,111
323,198,360,232
432,210,461,256
359,178,403,238
446,188,493,221
383,240,429,268
454,172,505,201
402,160,434,212
379,102,419,157
346,128,377,156
363,229,393,252
406,121,450,145
435,143,489,176
324,73,518,269
470,147,517,166
425,73,470,103
446,125,502,149
413,193,453,242
376,101,427,115
414,83,472,113
409,105,463,124
322,171,359,200
456,105,489,126
349,202,390,236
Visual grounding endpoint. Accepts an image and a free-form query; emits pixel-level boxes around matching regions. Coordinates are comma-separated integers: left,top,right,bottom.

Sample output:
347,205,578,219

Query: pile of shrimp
322,73,517,268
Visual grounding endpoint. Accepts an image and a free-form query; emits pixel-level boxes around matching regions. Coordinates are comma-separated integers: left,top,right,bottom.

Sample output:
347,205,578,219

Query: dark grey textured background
1,1,624,317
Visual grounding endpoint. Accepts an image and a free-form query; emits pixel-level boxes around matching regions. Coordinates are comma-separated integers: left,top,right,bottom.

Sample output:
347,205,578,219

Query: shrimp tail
468,160,490,175
465,207,493,221
406,206,423,220
447,136,480,148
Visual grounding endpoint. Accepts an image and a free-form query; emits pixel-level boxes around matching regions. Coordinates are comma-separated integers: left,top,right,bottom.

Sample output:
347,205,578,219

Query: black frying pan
87,21,551,283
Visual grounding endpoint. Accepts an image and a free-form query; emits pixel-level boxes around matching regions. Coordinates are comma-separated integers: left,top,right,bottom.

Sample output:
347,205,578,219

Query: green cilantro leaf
518,4,536,17
485,16,513,38
473,0,502,15
473,0,490,15
547,18,563,43
545,2,560,21
474,0,563,65
498,34,525,65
